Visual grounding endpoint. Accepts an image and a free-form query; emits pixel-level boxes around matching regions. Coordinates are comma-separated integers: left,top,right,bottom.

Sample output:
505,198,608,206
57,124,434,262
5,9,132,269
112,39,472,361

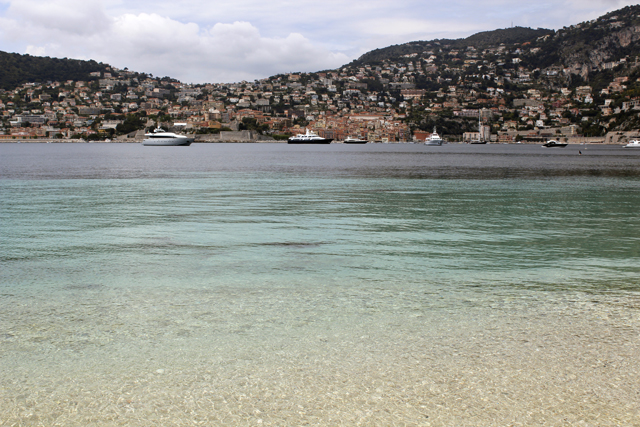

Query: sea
1,142,639,426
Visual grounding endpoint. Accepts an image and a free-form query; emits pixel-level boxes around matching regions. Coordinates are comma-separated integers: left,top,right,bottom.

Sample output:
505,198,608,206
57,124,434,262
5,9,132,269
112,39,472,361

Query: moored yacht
343,136,368,144
425,127,443,146
288,129,332,144
624,140,640,148
542,140,568,148
143,127,194,146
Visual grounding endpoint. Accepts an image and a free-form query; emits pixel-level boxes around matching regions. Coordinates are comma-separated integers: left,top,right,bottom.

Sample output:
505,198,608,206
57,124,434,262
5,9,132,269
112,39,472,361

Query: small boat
288,129,332,144
542,140,567,148
143,127,193,146
425,127,443,146
624,140,640,148
343,136,368,144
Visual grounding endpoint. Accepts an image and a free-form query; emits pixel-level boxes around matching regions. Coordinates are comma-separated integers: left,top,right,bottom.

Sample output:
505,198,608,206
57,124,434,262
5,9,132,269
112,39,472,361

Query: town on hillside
2,7,640,144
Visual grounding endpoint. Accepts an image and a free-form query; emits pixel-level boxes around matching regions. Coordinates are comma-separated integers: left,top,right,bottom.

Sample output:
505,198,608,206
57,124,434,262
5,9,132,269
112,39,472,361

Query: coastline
0,139,629,145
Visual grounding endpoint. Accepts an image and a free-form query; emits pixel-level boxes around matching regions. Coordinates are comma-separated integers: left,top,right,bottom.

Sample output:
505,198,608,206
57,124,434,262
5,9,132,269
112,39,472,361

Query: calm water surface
1,143,640,425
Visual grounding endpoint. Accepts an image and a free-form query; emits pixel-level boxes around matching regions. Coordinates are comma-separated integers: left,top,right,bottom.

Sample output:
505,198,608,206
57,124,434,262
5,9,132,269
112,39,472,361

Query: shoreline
2,287,638,426
0,139,628,145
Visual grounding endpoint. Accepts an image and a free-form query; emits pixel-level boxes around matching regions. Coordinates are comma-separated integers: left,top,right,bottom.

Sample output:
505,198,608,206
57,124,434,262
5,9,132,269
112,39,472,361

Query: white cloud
1,6,348,83
102,16,349,82
25,45,46,56
8,0,111,36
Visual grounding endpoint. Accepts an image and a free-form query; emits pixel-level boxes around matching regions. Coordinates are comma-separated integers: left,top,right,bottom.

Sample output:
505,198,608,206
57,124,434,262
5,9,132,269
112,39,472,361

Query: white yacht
425,127,443,146
542,140,568,147
624,140,640,148
143,127,194,146
288,129,332,144
343,136,368,144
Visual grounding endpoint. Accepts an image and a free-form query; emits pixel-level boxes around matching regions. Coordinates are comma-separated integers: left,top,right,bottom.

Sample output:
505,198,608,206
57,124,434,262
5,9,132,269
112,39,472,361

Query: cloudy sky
0,0,637,83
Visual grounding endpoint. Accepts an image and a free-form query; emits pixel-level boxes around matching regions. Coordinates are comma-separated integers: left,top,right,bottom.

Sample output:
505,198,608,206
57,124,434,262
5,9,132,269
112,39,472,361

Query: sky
0,0,637,84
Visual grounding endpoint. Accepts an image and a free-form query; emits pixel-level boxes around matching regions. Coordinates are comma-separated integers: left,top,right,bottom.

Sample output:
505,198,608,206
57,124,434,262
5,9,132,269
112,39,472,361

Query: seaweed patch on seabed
260,242,326,248
64,283,104,291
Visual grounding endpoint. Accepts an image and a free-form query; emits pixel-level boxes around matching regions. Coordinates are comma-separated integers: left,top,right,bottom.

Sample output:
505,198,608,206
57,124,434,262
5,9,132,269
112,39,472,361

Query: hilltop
1,4,640,143
0,52,110,91
351,27,554,66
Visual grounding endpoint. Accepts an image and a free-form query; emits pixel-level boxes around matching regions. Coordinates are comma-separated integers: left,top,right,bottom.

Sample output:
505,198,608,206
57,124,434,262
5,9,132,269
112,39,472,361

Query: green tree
238,117,268,134
116,114,145,135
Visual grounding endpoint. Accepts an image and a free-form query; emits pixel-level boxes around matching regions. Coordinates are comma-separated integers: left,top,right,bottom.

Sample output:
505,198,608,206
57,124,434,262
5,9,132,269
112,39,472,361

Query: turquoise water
1,143,640,425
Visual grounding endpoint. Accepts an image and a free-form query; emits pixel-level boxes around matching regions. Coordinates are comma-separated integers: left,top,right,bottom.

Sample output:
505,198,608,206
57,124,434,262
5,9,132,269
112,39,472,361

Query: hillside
1,4,640,142
533,5,640,73
351,27,555,66
350,5,640,84
0,52,109,90
337,4,640,137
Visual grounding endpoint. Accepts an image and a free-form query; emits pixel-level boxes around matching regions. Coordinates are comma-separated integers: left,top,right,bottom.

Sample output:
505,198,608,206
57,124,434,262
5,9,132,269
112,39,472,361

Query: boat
288,129,332,144
343,136,368,144
143,127,193,146
542,140,568,148
624,140,640,148
425,127,443,146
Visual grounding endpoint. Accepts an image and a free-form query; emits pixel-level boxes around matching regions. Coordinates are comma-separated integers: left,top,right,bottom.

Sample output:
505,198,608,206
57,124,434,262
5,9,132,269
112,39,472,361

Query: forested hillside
0,51,108,90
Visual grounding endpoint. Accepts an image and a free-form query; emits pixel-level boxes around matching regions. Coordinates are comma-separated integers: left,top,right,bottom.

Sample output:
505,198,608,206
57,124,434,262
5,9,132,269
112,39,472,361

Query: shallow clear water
1,143,640,425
